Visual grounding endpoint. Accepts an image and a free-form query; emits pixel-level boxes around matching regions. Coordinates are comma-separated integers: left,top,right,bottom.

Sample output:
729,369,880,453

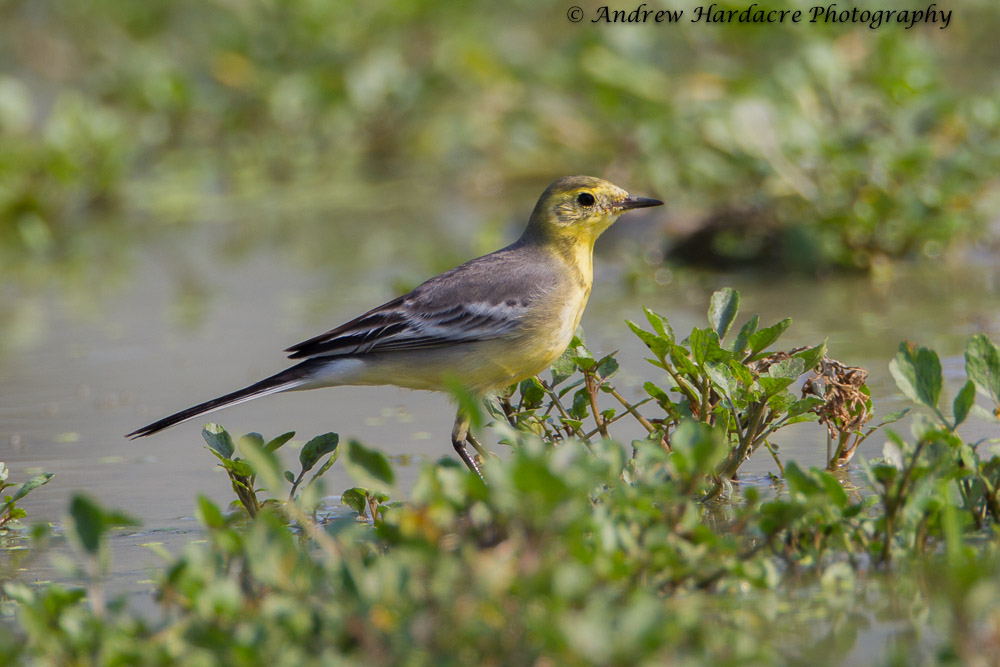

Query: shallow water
2,188,999,619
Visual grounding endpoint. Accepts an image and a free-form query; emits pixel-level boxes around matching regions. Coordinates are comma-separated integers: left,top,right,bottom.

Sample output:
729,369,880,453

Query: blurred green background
2,0,999,280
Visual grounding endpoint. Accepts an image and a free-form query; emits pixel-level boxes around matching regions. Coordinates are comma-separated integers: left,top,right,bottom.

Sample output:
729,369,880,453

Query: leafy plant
496,288,898,486
202,424,339,517
0,464,53,530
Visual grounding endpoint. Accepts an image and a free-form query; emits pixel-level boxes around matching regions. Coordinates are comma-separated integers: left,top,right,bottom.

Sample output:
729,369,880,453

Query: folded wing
285,245,551,360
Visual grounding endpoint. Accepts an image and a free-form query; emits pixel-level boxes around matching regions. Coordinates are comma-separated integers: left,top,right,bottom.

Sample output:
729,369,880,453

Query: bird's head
525,175,663,246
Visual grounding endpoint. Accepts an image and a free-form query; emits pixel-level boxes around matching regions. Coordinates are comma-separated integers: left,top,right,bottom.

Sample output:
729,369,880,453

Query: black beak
616,196,664,211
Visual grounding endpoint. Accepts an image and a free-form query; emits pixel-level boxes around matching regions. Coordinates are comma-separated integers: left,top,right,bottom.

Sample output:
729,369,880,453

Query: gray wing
285,243,554,360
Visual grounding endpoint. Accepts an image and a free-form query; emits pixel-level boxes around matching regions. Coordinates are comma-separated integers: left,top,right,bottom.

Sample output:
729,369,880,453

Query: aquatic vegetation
0,463,52,531
3,293,1000,662
496,288,900,482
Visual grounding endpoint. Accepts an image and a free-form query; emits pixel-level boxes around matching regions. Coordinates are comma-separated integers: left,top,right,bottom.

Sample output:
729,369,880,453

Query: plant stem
587,373,609,439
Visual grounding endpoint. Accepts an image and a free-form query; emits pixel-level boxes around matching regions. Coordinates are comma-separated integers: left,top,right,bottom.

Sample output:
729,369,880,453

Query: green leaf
221,458,253,478
748,318,792,357
309,453,339,486
688,328,729,366
670,347,700,378
445,377,484,429
10,472,54,503
344,440,395,493
953,380,976,428
67,495,106,556
238,432,265,453
669,420,727,476
704,362,736,399
570,345,595,371
299,433,340,473
708,287,740,341
725,359,752,387
766,357,806,380
643,381,671,406
202,424,235,460
819,471,849,508
643,307,674,341
966,333,1000,404
195,495,226,530
67,494,139,556
767,391,796,413
627,320,671,360
595,354,619,381
794,341,827,372
550,348,577,387
519,377,546,406
265,431,296,452
878,408,911,426
889,341,942,410
788,397,824,418
759,376,795,397
784,462,821,498
731,314,759,356
570,388,590,420
239,435,285,493
341,488,368,516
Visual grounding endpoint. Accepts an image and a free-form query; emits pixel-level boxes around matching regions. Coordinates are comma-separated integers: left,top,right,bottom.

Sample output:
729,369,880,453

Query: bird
127,176,663,476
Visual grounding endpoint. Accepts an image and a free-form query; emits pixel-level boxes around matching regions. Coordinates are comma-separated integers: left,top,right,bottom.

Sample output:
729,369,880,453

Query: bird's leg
451,410,484,479
465,431,490,459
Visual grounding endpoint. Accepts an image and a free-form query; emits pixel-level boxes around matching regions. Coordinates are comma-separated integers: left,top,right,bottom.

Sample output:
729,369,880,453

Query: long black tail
126,361,318,439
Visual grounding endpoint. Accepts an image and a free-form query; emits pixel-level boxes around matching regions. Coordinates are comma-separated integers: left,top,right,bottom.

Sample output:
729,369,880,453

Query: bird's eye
577,192,596,207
